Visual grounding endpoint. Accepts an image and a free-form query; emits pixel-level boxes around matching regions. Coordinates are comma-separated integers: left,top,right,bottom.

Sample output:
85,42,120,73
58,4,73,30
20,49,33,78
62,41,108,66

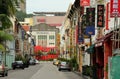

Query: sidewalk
73,71,91,79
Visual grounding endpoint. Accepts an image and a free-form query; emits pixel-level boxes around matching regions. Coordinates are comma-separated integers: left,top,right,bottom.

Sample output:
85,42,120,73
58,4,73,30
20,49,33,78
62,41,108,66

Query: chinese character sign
86,8,95,26
80,0,90,6
97,5,104,27
110,0,120,17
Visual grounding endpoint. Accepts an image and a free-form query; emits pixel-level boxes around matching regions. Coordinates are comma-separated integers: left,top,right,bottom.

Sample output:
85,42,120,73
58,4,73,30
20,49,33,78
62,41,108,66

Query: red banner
106,2,110,30
110,0,120,17
80,0,90,6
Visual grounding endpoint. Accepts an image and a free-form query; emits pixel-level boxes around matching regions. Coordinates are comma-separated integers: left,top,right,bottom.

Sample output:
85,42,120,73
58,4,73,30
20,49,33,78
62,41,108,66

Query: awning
86,44,95,53
95,31,113,47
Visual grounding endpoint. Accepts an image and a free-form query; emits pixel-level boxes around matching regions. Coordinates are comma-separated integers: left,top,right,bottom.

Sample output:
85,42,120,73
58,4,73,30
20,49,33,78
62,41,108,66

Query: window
49,43,55,45
38,35,47,40
49,35,54,40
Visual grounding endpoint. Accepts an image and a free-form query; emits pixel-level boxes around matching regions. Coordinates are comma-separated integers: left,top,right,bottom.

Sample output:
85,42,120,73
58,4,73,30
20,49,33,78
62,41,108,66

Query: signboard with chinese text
97,5,104,27
80,0,90,6
86,8,95,35
86,8,95,26
110,0,120,17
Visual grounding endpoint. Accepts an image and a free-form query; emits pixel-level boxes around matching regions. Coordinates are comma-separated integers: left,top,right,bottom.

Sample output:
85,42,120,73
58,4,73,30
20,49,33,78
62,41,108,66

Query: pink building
33,12,65,27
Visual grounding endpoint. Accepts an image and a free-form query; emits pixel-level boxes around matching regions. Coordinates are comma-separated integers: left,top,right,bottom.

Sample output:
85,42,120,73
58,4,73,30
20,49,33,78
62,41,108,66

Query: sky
26,0,75,14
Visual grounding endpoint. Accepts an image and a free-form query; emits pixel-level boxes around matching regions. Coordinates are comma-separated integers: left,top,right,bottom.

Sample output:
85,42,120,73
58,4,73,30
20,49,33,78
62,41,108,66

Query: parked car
29,59,36,65
0,61,8,77
53,59,59,66
35,59,39,64
12,61,25,70
53,59,57,65
58,61,71,71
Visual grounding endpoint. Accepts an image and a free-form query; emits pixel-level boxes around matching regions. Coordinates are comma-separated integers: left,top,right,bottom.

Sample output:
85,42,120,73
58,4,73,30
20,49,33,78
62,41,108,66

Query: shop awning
86,44,95,53
95,31,113,47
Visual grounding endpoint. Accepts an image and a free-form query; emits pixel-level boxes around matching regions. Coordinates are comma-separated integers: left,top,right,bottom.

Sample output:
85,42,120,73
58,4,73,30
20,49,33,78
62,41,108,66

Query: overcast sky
26,0,75,14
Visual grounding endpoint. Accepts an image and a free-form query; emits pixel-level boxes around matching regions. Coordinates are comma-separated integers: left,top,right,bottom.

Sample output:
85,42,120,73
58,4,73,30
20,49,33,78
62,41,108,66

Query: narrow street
30,62,84,79
0,62,85,79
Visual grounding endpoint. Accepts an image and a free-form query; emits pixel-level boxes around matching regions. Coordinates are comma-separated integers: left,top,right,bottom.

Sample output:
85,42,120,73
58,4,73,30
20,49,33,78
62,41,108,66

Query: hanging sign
110,0,120,17
85,26,95,35
97,5,104,27
80,0,90,6
86,8,95,26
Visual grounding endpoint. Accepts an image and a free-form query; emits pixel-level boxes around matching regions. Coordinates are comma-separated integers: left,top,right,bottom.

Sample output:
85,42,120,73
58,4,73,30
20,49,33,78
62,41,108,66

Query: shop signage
80,0,90,6
97,5,104,27
85,26,95,35
110,0,120,17
37,19,45,22
84,38,90,46
86,8,95,26
86,8,95,35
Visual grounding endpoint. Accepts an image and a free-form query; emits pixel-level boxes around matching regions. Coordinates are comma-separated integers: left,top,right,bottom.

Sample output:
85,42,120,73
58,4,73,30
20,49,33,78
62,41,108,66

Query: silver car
58,61,71,71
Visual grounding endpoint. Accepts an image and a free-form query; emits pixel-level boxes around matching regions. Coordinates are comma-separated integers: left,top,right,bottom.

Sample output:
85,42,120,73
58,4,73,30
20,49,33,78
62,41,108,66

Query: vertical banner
78,22,84,43
110,0,120,17
106,2,110,30
97,5,104,27
86,8,95,26
85,8,95,35
80,0,90,6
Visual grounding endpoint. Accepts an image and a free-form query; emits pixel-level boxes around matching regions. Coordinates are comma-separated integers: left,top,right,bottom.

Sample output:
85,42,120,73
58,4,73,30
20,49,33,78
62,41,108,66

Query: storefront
95,32,113,79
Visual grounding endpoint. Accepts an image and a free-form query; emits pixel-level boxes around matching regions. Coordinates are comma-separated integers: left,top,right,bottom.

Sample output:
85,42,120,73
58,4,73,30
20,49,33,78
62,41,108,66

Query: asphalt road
0,61,85,79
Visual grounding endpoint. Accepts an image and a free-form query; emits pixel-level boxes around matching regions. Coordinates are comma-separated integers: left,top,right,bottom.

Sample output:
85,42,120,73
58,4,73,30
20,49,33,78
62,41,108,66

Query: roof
33,12,66,16
33,16,65,26
86,44,95,53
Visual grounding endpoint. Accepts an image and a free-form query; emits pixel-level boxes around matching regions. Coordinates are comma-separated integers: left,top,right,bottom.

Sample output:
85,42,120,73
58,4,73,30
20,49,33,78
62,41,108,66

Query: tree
0,44,5,52
0,14,12,30
0,0,24,17
15,11,33,21
0,31,14,52
0,0,24,51
0,0,24,29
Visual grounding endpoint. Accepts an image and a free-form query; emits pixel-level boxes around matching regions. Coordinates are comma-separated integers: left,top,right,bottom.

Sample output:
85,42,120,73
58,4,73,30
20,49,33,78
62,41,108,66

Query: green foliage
47,58,53,61
0,14,13,30
57,57,70,62
0,44,5,51
82,65,93,76
0,31,14,41
37,51,43,55
15,55,23,61
0,31,14,52
15,11,33,21
105,63,108,72
15,54,28,64
0,0,24,17
0,0,24,29
69,56,78,70
48,51,56,55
